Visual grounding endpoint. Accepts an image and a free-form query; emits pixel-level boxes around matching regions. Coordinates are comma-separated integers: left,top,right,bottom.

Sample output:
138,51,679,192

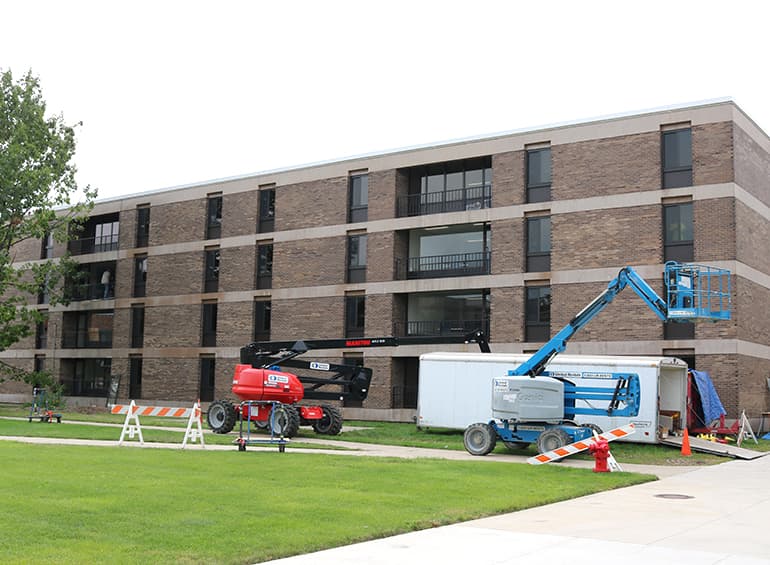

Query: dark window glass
199,357,216,402
527,148,551,203
206,196,223,239
526,216,551,272
129,357,143,399
41,233,54,259
136,206,150,248
201,302,217,347
526,286,551,342
345,295,366,338
401,157,492,216
34,355,46,373
349,175,368,223
204,249,220,293
35,317,48,349
254,300,271,341
403,290,490,337
347,235,367,283
133,256,148,297
664,203,694,262
256,244,273,289
664,321,695,340
63,358,111,397
130,306,145,348
94,221,120,252
342,354,364,408
662,128,692,188
258,189,275,233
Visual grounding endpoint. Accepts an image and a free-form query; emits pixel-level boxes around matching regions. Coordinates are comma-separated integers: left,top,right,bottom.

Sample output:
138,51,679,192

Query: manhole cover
654,493,694,500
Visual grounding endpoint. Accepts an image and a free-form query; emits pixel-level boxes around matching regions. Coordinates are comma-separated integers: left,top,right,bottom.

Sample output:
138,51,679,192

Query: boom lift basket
664,262,731,320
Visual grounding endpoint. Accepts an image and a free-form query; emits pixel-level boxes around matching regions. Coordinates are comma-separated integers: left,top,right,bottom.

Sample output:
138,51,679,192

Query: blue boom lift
463,261,731,456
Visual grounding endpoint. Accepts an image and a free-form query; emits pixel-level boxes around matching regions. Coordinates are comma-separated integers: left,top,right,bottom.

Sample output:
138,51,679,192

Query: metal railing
395,319,490,337
397,251,490,280
391,386,418,409
68,235,119,255
397,184,492,217
68,282,114,301
61,329,113,349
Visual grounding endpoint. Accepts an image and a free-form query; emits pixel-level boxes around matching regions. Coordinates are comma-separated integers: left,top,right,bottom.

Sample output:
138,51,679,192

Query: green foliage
0,68,96,382
0,441,653,563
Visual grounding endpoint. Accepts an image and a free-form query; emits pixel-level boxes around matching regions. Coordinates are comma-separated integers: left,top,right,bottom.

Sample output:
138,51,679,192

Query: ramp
661,435,767,460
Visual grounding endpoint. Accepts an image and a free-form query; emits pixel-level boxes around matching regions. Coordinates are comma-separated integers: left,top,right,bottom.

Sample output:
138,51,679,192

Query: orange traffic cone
681,428,692,457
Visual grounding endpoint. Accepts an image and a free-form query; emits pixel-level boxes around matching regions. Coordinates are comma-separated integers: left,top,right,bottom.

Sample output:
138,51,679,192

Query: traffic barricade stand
110,400,205,448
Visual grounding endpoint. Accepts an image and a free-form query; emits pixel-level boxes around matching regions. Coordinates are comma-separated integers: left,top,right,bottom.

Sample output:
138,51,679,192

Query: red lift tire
312,405,343,435
463,423,497,456
270,404,300,438
207,400,236,434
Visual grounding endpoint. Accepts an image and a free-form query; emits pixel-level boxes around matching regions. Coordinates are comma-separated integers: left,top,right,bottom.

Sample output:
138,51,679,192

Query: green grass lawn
0,440,654,564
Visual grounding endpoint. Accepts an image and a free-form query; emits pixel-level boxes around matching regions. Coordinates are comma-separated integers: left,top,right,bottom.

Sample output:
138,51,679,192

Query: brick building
3,100,769,421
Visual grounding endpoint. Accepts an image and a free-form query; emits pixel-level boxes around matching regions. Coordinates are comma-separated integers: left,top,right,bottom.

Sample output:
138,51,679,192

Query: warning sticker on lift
310,362,330,371
494,379,510,391
549,371,615,379
267,374,289,384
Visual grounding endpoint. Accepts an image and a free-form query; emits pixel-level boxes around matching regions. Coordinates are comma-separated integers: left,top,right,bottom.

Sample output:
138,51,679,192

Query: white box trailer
416,352,688,444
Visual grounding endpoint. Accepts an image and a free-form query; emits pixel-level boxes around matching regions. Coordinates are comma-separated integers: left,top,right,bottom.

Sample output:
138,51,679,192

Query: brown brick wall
12,236,43,262
552,282,663,342
694,198,736,262
553,205,661,270
490,287,524,343
150,199,206,246
490,219,524,274
143,305,202,348
734,124,770,208
114,257,136,299
219,246,257,292
273,238,346,288
118,208,137,250
692,122,734,186
141,358,200,400
365,294,395,335
271,297,344,341
696,354,739,416
492,151,526,207
148,252,204,296
111,307,132,349
553,131,660,200
736,201,770,275
737,355,770,416
362,356,392,409
216,302,253,348
367,232,394,282
222,191,259,238
278,177,347,231
735,277,770,346
368,169,396,221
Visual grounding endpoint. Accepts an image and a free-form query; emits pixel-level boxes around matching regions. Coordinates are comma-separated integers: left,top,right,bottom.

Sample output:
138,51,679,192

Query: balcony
395,319,489,338
398,251,490,280
67,262,116,301
397,184,492,217
68,234,119,255
61,328,113,349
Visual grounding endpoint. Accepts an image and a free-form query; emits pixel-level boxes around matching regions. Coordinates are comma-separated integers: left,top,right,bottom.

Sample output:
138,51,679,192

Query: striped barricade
527,423,635,467
110,400,205,448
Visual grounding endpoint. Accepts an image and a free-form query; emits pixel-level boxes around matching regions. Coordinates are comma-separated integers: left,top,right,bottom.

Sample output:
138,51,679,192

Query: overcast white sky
2,1,769,201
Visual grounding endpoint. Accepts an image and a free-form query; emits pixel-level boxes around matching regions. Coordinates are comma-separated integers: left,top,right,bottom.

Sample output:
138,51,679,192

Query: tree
0,68,96,384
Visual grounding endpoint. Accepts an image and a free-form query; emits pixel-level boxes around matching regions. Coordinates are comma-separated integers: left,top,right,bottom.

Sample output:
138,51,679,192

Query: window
404,290,490,337
201,302,217,347
256,243,273,289
136,206,150,248
405,224,490,279
258,188,275,233
342,353,364,408
206,195,223,239
525,285,551,342
204,248,220,293
664,203,693,262
94,221,120,253
527,147,551,203
199,356,216,402
401,157,492,216
40,233,54,259
345,295,366,338
35,316,48,349
662,128,692,188
347,234,367,283
253,300,271,341
130,305,145,348
34,355,46,373
348,174,368,223
61,310,114,349
526,216,551,272
133,255,148,297
129,356,142,399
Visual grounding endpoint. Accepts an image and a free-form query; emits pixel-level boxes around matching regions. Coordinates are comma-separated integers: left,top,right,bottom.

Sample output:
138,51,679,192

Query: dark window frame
199,356,216,402
129,356,143,399
256,243,273,289
348,174,369,223
136,206,150,248
344,295,366,338
661,128,693,188
258,188,275,233
133,255,148,297
130,305,145,348
35,316,49,349
525,285,551,342
206,195,223,239
347,234,367,283
204,248,220,293
663,202,694,262
526,147,552,203
201,302,218,347
253,300,271,342
526,216,551,272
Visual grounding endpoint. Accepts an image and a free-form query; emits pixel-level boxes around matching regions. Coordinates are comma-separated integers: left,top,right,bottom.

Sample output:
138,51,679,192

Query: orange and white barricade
527,423,635,468
110,400,205,448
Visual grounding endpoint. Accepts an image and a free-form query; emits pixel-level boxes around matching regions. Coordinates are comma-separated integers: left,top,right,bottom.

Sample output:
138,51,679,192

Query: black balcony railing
68,282,114,301
395,319,490,338
398,251,490,280
61,329,113,349
68,235,119,255
391,386,418,409
397,184,491,217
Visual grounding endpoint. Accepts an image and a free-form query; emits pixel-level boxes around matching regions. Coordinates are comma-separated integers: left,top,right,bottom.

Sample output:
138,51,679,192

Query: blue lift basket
665,261,731,320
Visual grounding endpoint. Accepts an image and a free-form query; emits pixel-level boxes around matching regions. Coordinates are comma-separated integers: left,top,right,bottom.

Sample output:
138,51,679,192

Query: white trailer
416,352,688,444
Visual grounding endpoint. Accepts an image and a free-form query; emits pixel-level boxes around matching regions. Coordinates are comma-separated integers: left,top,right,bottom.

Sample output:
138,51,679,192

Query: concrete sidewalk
265,454,770,565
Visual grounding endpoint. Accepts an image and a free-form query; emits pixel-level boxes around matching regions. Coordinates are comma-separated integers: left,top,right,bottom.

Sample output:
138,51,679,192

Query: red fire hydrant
588,438,611,473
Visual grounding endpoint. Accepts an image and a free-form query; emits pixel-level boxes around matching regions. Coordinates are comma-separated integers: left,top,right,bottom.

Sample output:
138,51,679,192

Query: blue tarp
691,370,726,424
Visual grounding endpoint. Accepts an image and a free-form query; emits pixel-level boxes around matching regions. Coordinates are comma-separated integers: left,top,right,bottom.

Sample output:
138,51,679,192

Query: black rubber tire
254,419,269,430
536,427,571,454
312,405,343,435
270,404,300,438
581,423,603,437
207,400,236,434
503,441,531,451
463,423,497,456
